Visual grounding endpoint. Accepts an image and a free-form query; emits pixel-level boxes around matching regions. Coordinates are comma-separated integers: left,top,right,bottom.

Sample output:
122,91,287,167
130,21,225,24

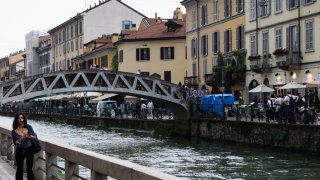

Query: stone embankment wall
187,119,320,153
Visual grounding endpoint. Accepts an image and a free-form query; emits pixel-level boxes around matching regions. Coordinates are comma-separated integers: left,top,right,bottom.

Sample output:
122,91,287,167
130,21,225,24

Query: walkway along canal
1,115,320,179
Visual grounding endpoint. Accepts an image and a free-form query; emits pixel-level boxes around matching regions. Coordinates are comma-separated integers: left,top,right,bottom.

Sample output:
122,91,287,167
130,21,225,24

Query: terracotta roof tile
122,19,185,40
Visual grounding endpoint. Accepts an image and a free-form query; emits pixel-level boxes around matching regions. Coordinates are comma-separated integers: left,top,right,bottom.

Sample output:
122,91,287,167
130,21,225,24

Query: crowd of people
251,92,319,124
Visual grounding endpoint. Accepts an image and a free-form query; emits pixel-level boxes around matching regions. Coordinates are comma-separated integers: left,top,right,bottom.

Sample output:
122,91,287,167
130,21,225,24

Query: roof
48,0,146,34
118,18,186,42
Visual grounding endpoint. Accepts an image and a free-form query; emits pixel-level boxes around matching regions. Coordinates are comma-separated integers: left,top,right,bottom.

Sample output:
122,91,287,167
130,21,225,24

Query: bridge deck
0,158,18,180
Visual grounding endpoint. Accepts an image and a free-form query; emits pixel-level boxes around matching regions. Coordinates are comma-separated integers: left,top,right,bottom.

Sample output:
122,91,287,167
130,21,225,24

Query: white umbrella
306,80,320,88
249,84,275,93
279,82,306,89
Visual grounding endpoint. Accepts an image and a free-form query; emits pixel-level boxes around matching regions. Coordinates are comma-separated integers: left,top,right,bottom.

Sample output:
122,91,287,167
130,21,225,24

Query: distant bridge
0,70,189,119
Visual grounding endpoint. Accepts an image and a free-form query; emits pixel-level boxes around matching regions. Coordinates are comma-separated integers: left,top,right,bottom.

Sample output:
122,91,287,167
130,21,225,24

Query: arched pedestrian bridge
0,70,189,119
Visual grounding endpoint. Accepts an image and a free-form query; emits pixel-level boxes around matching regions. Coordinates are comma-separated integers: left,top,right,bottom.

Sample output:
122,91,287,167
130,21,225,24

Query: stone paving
0,157,16,180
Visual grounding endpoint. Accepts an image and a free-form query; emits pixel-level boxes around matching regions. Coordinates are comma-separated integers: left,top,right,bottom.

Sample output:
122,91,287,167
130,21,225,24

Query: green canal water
2,116,320,179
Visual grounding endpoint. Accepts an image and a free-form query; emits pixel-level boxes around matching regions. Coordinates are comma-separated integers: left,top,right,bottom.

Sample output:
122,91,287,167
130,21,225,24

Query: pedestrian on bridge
12,112,38,180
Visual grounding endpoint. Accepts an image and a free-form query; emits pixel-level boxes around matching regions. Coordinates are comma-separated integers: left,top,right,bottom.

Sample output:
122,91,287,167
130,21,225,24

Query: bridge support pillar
6,136,13,161
34,152,46,180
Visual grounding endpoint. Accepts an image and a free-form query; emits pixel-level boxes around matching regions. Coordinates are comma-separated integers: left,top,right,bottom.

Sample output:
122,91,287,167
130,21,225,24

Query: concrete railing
0,126,180,180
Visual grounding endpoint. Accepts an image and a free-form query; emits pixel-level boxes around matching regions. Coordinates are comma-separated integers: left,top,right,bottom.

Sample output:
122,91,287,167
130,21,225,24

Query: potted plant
273,48,289,56
248,55,261,60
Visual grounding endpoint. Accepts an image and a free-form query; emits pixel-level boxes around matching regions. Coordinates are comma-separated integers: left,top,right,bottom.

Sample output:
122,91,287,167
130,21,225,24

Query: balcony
261,56,272,73
275,52,301,70
232,65,246,84
205,72,221,86
184,76,199,89
249,56,262,73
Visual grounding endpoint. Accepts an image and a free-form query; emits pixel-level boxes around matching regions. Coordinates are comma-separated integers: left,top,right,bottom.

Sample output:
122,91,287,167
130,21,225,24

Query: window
201,35,208,56
213,0,219,21
287,25,299,52
80,37,83,48
136,48,150,61
224,29,232,53
250,33,257,55
236,0,244,13
236,25,244,50
262,31,269,53
287,0,299,9
192,63,197,77
203,60,207,77
191,10,196,30
119,50,123,62
122,20,133,30
200,4,208,26
161,47,175,60
71,26,74,38
275,28,282,49
260,0,270,17
71,41,74,52
224,0,231,18
79,21,83,34
249,0,256,20
101,55,108,67
212,31,220,53
303,0,314,4
164,71,171,82
75,24,78,36
275,0,282,12
305,19,314,51
191,38,197,59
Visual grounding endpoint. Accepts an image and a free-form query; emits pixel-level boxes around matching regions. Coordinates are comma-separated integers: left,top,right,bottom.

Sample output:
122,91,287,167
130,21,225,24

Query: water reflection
1,116,320,179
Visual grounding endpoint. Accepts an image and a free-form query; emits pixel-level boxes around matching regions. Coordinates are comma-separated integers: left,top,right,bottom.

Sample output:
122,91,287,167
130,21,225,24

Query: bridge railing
0,126,180,180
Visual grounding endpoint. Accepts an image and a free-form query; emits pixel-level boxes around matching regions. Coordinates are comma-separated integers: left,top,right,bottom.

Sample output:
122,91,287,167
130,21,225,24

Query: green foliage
111,53,118,71
56,170,65,180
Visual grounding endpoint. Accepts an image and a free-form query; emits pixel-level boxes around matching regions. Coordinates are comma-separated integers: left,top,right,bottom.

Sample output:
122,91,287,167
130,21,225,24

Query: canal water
2,115,320,179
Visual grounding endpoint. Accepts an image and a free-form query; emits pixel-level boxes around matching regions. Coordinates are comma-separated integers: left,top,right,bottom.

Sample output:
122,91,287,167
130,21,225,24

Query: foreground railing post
6,136,13,161
46,152,58,180
65,160,79,180
34,151,46,180
91,170,105,180
1,133,8,156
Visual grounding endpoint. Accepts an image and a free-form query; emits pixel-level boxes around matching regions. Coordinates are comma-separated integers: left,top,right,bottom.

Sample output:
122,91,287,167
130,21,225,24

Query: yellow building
116,8,187,84
8,50,26,80
72,34,118,70
181,0,246,99
0,56,9,82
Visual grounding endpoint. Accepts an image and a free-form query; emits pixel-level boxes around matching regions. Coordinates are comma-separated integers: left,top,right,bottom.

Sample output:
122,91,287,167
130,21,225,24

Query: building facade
116,8,187,84
181,0,245,99
245,0,320,101
48,0,146,72
0,56,9,81
73,34,118,70
8,50,26,80
37,35,51,74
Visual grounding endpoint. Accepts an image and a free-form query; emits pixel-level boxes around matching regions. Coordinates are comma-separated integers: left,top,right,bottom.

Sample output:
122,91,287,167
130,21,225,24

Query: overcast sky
0,0,185,58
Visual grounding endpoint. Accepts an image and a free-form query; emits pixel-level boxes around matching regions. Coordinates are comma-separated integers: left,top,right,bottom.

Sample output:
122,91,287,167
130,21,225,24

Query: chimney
155,12,157,19
173,7,183,21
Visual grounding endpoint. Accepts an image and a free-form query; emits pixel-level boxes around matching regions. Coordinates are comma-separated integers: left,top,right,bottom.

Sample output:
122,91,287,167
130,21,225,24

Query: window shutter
147,49,150,60
171,47,175,59
136,49,139,61
241,26,244,49
212,32,215,53
286,27,289,50
236,27,239,50
229,30,232,52
224,31,227,52
160,47,164,60
217,32,220,52
286,0,289,10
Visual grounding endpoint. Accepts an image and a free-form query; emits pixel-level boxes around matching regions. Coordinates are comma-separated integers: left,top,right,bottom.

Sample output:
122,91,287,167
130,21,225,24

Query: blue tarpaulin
201,94,234,116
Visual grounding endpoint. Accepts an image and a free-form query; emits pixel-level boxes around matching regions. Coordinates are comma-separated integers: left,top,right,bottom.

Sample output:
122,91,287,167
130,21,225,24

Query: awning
89,93,118,103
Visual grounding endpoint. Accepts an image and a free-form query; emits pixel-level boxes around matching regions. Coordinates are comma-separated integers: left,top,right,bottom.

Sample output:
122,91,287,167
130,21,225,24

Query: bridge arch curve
0,70,189,119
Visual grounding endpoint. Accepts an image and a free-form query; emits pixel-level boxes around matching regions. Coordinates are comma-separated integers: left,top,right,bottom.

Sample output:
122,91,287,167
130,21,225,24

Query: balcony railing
184,76,199,89
275,52,300,70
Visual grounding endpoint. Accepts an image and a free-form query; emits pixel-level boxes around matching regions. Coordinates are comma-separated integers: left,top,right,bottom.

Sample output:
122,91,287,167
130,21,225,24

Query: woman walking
12,112,38,180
